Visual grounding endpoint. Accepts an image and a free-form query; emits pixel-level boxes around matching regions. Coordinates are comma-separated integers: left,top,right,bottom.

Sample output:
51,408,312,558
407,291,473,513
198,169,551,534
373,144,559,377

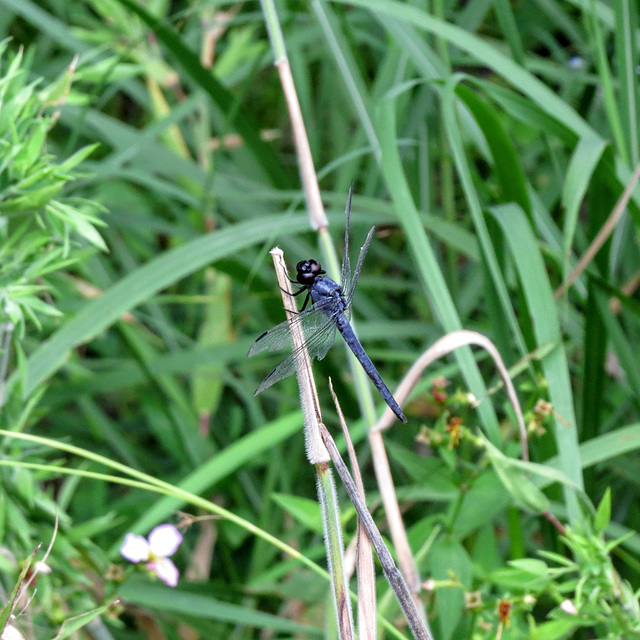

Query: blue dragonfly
249,186,407,423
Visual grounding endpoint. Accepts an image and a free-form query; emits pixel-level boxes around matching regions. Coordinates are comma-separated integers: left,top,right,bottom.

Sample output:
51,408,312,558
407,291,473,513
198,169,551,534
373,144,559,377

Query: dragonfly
248,186,407,423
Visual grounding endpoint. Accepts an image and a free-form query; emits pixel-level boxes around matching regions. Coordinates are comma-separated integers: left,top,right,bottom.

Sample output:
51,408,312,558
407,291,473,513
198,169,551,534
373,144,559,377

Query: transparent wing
248,296,336,358
340,183,354,295
253,317,338,394
346,225,375,303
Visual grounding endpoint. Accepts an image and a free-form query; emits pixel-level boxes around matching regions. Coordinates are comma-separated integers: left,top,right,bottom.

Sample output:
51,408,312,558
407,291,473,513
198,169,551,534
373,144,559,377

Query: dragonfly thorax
295,259,325,285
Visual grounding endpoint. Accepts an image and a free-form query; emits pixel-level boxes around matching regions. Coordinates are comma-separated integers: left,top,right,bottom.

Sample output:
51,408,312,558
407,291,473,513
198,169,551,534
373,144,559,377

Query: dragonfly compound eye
308,260,323,274
296,260,323,281
296,260,310,273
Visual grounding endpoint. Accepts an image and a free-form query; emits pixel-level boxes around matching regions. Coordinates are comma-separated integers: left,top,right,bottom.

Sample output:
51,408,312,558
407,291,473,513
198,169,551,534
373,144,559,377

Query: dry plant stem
19,514,57,608
268,249,354,639
276,57,328,231
265,0,380,427
319,422,433,640
368,330,526,626
369,429,426,621
543,510,566,535
329,381,376,640
554,161,640,300
200,5,240,68
268,248,327,463
1,544,40,640
317,466,355,640
262,7,386,633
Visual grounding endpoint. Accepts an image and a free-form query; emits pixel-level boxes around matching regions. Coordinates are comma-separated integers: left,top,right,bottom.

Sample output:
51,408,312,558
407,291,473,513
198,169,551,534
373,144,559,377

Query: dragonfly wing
347,224,375,303
248,297,336,358
340,183,354,293
254,318,338,394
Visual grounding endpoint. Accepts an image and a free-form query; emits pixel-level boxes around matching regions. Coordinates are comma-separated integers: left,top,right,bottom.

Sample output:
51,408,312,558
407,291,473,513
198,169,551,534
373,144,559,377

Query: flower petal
120,533,150,563
148,524,183,557
148,557,179,587
560,600,578,615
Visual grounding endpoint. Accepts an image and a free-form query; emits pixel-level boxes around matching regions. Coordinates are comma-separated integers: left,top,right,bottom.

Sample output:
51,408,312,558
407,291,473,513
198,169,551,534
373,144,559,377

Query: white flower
120,524,183,587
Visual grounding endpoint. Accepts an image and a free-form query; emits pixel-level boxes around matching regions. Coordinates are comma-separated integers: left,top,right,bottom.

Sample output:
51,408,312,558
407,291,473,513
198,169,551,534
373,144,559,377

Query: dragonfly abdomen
335,315,407,423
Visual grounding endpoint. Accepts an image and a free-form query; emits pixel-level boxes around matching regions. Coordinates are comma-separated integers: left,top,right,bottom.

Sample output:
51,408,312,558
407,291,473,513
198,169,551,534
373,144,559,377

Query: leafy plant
0,44,104,339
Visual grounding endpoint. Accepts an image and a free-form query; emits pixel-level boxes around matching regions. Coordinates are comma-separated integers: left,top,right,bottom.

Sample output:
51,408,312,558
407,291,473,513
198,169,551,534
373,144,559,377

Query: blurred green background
1,0,639,638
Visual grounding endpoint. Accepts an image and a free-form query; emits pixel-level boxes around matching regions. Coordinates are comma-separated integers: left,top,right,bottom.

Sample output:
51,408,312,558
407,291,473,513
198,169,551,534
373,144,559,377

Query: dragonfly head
295,259,325,285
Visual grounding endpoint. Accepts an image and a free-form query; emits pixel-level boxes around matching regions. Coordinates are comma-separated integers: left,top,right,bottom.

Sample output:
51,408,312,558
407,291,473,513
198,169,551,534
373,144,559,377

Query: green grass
1,0,640,638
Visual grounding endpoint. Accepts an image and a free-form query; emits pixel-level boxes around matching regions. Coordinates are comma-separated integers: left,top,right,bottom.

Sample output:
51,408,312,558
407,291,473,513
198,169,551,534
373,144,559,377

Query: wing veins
248,297,337,357
254,317,338,394
340,183,354,292
347,225,375,302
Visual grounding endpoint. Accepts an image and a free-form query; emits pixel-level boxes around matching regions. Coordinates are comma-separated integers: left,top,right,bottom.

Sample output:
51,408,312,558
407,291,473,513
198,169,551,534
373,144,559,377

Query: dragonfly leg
280,284,307,296
278,287,312,315
300,291,312,311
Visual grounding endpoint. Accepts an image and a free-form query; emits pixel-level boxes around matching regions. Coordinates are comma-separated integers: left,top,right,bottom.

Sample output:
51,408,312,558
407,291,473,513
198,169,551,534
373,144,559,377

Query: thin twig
268,250,354,638
555,161,640,300
268,248,328,463
318,422,433,640
275,59,328,231
329,380,376,640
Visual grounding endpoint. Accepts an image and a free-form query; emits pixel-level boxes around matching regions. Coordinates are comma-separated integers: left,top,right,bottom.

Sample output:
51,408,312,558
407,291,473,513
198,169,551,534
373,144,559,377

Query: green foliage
0,40,111,640
0,1,639,639
0,44,104,336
